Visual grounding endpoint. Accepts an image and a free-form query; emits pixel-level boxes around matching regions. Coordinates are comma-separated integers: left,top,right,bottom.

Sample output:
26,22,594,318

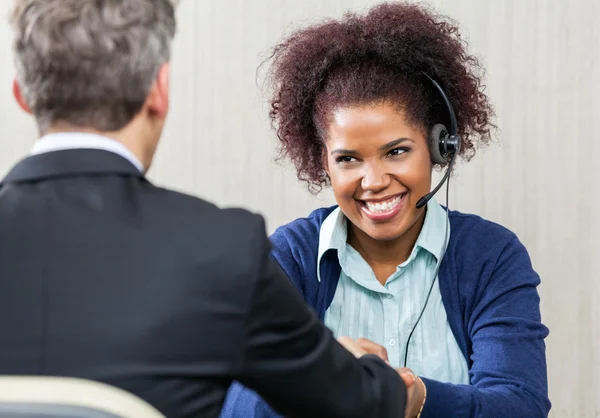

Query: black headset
403,73,460,367
416,73,461,209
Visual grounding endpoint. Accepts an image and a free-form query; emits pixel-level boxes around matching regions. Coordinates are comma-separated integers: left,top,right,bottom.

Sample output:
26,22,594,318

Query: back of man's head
11,0,177,134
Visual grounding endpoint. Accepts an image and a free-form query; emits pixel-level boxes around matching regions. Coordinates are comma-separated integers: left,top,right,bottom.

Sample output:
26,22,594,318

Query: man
0,1,419,417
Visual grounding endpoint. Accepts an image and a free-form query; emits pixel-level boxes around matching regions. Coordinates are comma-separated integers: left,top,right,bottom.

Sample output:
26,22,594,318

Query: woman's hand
398,370,426,418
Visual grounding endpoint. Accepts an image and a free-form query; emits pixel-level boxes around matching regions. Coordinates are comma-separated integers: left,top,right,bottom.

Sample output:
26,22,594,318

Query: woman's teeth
364,195,403,213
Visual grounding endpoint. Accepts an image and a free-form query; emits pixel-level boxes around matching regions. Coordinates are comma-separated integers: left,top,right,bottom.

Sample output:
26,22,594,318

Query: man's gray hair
11,0,177,132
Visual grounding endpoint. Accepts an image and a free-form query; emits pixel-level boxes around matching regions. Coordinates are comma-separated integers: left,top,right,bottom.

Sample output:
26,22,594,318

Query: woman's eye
388,148,408,156
336,156,356,163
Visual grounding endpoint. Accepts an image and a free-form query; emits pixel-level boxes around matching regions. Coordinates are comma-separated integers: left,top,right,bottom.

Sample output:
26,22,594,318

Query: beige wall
0,1,598,416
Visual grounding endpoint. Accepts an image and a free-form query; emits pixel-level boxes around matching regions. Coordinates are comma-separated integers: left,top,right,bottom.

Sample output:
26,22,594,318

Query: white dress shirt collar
31,132,144,173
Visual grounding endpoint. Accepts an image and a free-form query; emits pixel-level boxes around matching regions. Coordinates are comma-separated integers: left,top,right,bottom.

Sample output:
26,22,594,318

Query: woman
221,2,550,417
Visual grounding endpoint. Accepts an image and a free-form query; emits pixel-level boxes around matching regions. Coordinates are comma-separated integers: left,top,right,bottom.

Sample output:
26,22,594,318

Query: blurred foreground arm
234,223,407,418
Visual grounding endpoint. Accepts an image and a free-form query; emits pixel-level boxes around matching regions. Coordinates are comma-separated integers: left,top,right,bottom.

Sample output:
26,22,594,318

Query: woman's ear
321,146,330,177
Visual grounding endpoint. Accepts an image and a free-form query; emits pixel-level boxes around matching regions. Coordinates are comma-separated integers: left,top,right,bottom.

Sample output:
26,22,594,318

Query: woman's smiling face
324,102,433,243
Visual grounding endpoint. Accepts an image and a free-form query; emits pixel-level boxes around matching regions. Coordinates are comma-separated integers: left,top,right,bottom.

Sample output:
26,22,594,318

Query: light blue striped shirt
319,198,469,384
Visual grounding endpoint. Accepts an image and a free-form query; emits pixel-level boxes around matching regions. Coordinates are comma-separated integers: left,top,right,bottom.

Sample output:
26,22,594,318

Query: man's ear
13,78,32,114
146,62,170,119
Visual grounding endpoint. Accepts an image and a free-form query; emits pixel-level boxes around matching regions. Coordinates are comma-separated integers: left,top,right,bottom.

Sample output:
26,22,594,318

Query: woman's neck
346,211,425,285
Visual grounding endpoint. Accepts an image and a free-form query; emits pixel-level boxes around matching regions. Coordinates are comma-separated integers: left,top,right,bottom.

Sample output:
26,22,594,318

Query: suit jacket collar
1,149,144,185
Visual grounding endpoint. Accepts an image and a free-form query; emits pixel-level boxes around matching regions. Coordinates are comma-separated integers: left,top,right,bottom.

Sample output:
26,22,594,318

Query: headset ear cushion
429,124,449,164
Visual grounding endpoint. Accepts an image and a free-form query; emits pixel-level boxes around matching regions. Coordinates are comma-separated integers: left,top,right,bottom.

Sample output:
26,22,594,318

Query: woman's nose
361,164,391,192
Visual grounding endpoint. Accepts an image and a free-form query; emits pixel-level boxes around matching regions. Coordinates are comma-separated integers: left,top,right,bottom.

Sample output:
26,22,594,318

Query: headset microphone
416,167,451,209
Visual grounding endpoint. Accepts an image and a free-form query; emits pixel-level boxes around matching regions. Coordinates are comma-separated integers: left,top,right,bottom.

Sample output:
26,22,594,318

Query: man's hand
337,336,390,365
356,337,389,364
337,336,368,358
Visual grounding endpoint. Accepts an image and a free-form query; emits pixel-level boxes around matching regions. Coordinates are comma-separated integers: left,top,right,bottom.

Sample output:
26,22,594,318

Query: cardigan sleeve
420,236,551,418
268,224,313,298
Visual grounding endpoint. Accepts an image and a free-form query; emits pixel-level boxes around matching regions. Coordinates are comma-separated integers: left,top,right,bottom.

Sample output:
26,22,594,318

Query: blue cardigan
221,207,551,418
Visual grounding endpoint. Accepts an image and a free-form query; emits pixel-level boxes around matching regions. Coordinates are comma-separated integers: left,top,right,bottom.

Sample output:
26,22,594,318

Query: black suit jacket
0,149,406,418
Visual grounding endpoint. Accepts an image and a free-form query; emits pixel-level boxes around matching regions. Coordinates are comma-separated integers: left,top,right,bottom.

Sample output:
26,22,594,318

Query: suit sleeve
234,221,407,418
419,236,551,418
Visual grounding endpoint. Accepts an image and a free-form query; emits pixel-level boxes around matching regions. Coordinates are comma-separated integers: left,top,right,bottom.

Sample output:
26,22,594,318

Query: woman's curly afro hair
265,1,495,193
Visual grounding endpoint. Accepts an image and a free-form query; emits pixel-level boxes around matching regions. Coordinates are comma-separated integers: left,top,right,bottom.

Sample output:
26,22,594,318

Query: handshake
338,336,427,418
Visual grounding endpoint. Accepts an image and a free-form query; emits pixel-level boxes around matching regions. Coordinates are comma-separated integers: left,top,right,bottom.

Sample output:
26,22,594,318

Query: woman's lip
358,193,406,221
360,193,405,204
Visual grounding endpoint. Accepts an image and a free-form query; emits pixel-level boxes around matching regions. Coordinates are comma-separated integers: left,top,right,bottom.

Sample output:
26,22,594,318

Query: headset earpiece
428,123,462,165
446,133,461,158
429,124,449,164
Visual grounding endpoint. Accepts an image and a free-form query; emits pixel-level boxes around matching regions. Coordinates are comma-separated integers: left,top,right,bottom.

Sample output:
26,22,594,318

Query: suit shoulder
146,185,219,214
146,184,267,247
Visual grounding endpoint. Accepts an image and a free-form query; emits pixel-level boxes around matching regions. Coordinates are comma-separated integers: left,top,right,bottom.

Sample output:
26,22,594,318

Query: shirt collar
316,197,449,282
31,132,144,173
413,197,449,262
316,206,346,281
